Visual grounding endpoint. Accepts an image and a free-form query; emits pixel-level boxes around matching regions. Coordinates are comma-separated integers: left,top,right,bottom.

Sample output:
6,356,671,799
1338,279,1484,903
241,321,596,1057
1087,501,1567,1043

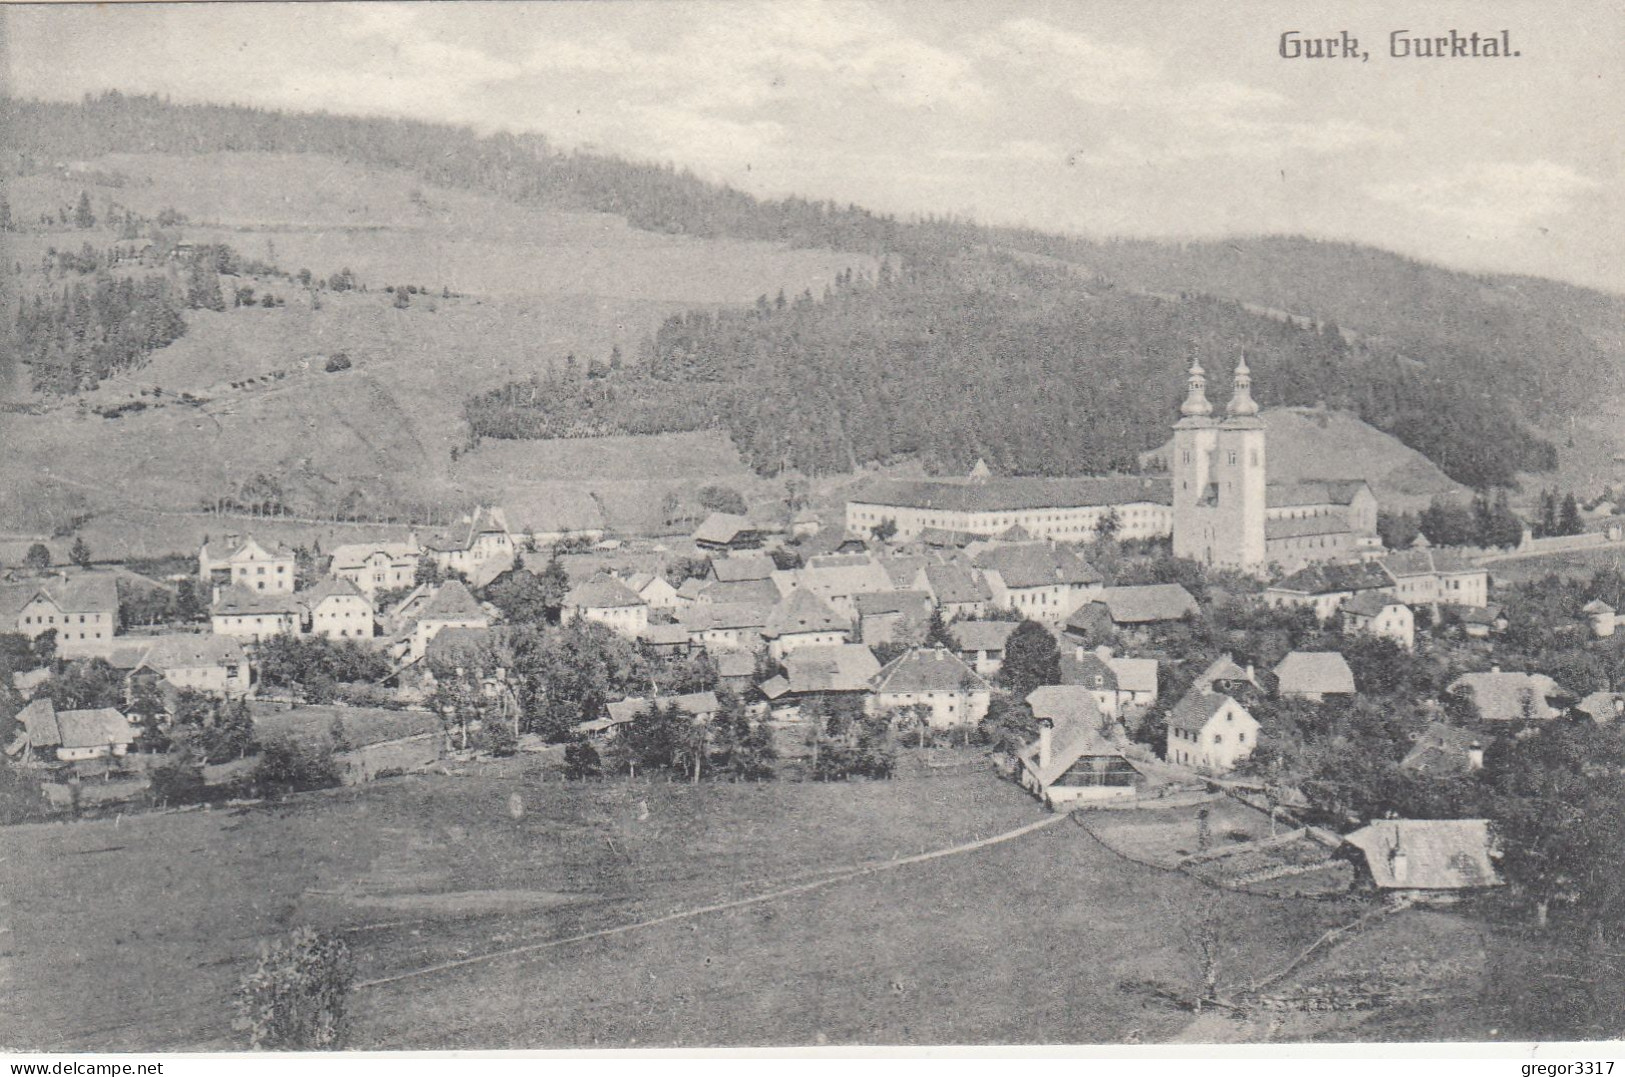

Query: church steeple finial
1180,358,1213,418
1227,353,1259,418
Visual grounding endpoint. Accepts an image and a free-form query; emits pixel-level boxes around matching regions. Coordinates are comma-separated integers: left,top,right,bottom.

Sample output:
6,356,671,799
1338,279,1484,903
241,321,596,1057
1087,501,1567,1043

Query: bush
479,719,518,757
323,353,351,373
148,753,207,807
234,927,355,1050
253,740,342,795
0,758,49,824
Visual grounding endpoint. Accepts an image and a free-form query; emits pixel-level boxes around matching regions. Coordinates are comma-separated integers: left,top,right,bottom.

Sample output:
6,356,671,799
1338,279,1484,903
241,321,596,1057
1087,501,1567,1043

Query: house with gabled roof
779,558,895,620
1341,819,1501,903
917,562,991,619
583,691,720,736
128,634,250,700
694,512,768,552
211,586,302,642
1446,668,1571,723
869,647,991,729
1018,687,1140,806
1063,583,1198,642
1341,591,1415,651
853,589,933,647
1274,650,1356,701
12,698,136,763
3,574,121,656
409,579,491,659
1380,547,1489,608
563,573,648,639
675,601,772,652
762,589,852,660
1400,722,1486,777
1165,685,1258,772
973,542,1102,624
1059,643,1158,717
947,618,1020,676
329,536,421,597
1264,561,1394,620
299,577,375,639
622,572,681,612
696,577,783,607
199,534,296,594
760,644,881,709
709,554,776,584
421,506,517,588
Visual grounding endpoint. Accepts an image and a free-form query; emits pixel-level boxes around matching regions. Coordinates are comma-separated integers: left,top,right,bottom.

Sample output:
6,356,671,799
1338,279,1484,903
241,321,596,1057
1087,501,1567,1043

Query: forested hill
468,254,1557,487
6,93,1615,488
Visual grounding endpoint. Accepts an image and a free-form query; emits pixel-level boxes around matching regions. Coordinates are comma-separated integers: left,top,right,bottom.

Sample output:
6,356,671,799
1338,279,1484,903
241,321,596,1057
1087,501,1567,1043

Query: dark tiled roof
763,589,850,639
710,554,776,583
1167,686,1243,734
418,579,488,621
923,563,991,605
973,543,1101,589
872,648,989,694
1344,819,1500,890
1070,583,1197,626
1269,561,1393,595
564,573,643,610
949,619,1020,653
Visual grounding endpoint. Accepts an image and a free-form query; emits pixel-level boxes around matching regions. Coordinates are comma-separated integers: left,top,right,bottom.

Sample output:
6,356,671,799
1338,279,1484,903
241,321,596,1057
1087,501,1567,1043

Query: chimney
1246,663,1256,684
1467,741,1484,771
408,530,420,551
1075,644,1086,661
1038,718,1053,771
1389,839,1409,885
212,583,221,605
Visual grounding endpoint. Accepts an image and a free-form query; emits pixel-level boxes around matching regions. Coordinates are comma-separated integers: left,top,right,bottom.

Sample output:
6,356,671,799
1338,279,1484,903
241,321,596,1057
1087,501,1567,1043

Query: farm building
1063,583,1198,642
563,573,649,639
948,619,1019,676
1017,687,1140,807
1341,819,1501,904
693,513,769,552
1058,644,1158,718
8,698,136,763
759,644,881,710
1446,668,1572,723
869,647,991,729
1273,651,1356,701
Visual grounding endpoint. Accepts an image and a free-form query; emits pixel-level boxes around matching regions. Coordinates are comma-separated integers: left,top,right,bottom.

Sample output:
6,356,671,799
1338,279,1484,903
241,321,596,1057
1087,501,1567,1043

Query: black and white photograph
0,0,1621,1057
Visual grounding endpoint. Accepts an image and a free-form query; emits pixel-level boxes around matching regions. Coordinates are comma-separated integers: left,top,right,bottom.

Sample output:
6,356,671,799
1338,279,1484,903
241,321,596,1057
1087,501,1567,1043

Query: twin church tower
1170,356,1267,572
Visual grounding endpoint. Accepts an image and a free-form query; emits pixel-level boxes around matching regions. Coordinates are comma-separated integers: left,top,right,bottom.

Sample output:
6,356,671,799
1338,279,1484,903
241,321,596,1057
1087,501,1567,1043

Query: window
1213,734,1223,744
1228,451,1237,466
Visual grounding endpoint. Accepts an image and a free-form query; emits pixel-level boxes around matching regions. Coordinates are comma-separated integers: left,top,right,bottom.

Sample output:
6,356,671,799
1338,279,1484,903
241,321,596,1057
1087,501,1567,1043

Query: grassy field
0,763,1362,1051
1485,545,1625,586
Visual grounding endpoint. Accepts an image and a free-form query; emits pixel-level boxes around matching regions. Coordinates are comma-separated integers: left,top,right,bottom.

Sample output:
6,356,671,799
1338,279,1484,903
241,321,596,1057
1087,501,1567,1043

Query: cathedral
1171,356,1268,571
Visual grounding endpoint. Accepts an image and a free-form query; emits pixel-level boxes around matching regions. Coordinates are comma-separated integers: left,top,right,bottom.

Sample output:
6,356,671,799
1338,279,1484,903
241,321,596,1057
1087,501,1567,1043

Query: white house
1,574,121,656
211,587,301,642
1380,547,1489,608
623,571,681,611
299,578,376,640
973,543,1103,623
1341,592,1415,651
410,580,491,660
869,647,991,729
675,602,771,652
563,573,650,639
329,537,421,596
127,634,250,699
422,506,517,588
1165,686,1259,773
761,589,851,660
1273,650,1356,702
199,535,296,594
1060,644,1158,718
14,698,135,763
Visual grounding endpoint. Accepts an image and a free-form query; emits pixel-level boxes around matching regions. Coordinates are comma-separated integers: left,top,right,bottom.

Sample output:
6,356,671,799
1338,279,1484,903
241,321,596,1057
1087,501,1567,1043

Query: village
4,353,1623,963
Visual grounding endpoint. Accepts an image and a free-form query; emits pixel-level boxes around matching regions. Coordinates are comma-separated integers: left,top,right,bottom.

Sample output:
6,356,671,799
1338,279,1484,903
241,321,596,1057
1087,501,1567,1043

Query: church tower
1171,359,1221,565
1170,356,1267,571
1214,354,1267,571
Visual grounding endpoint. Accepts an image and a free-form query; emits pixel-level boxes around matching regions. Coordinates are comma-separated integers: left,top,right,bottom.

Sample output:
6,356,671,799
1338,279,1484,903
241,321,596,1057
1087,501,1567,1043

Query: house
620,572,681,611
1341,819,1501,903
792,509,821,538
1191,653,1257,693
199,535,296,594
845,475,1173,544
1063,583,1199,642
299,578,375,639
1341,592,1415,651
1380,547,1489,608
782,558,895,620
694,513,768,552
1059,644,1158,717
947,619,1020,676
328,537,421,597
675,602,771,652
562,573,649,639
759,644,880,709
584,691,720,736
1400,722,1486,776
709,553,776,584
869,647,991,729
1,574,121,656
639,622,692,656
852,590,933,646
1264,561,1394,620
1582,599,1620,638
409,580,491,660
714,651,759,694
762,589,851,660
1446,668,1570,723
973,543,1103,623
696,577,784,607
253,704,442,783
1165,686,1258,772
1444,602,1507,639
211,586,301,642
1017,688,1139,806
917,562,991,619
14,698,135,763
421,506,517,588
1273,651,1356,701
127,634,251,700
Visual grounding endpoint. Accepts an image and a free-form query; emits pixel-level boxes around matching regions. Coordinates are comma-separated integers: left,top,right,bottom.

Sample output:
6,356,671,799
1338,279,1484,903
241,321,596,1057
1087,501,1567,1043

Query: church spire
1227,353,1259,418
1179,359,1213,418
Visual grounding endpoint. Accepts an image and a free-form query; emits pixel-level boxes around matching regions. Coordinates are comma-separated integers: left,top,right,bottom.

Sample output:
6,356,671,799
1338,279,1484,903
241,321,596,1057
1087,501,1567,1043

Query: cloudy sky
9,1,1622,291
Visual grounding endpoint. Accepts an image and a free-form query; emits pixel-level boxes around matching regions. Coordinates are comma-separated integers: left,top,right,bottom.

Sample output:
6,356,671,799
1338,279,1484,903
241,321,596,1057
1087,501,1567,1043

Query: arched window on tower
1227,451,1238,466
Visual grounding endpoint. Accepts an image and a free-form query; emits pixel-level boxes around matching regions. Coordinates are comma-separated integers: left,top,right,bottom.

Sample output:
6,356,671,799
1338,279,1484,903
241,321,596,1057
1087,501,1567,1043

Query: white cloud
1367,160,1602,231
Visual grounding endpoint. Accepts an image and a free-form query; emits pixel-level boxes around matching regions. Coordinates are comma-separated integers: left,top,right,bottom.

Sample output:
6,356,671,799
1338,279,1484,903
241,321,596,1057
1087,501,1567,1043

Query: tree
23,543,51,571
203,699,258,763
697,484,747,516
253,739,342,794
414,559,444,588
1559,493,1583,537
148,735,208,807
73,190,95,229
235,927,355,1050
923,607,956,650
871,517,898,543
1419,496,1476,548
44,658,124,710
0,756,49,824
997,620,1060,700
1095,507,1121,543
392,287,410,309
563,737,602,780
69,535,92,568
